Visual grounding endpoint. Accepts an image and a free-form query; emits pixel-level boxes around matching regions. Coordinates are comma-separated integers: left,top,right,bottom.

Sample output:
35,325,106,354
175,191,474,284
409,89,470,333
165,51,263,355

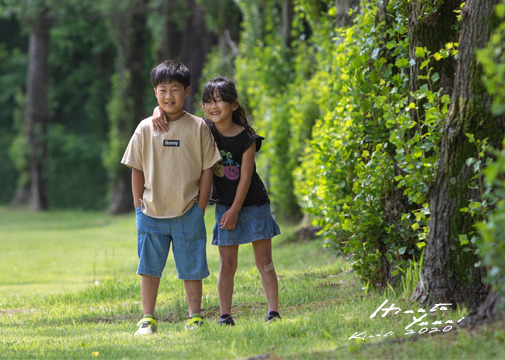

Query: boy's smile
154,81,190,121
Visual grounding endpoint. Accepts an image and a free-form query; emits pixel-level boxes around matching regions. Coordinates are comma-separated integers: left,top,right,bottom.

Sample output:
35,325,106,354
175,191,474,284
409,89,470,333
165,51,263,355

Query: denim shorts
136,203,209,280
212,203,281,246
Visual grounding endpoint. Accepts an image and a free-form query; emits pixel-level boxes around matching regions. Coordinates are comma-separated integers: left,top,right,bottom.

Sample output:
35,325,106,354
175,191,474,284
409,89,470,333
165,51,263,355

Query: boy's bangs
151,60,191,88
156,72,184,87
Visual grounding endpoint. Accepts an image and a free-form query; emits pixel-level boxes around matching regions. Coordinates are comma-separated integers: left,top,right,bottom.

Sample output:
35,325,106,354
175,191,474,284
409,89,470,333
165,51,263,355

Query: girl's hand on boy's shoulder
220,208,239,230
152,106,169,133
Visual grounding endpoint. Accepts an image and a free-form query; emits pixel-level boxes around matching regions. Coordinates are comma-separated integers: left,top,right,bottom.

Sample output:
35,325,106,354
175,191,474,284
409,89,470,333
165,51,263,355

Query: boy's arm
131,168,145,209
219,142,255,230
198,167,213,214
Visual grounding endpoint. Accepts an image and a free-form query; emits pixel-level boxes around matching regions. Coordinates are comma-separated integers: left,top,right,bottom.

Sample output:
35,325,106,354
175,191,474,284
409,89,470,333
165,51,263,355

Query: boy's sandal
185,313,204,330
135,315,158,335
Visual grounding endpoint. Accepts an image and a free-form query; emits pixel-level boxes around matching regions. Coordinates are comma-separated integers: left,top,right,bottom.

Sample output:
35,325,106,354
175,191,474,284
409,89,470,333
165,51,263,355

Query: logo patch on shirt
164,140,180,147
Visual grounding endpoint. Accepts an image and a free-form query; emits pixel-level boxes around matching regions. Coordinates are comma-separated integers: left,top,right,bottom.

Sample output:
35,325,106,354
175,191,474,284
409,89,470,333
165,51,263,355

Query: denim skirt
212,203,281,246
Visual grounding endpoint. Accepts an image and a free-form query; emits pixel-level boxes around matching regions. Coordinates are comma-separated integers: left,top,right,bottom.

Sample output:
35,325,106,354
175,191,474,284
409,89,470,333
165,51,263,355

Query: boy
121,60,221,335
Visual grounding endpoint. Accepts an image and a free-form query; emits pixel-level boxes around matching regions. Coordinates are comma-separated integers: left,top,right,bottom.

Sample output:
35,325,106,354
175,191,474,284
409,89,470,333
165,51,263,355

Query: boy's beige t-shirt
121,112,221,218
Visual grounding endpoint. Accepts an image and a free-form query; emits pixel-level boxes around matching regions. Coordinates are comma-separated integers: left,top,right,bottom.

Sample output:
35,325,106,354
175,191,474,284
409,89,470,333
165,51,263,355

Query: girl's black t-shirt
204,119,270,207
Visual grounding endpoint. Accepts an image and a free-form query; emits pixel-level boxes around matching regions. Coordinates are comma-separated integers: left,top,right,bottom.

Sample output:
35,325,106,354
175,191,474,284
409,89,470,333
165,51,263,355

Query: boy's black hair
202,76,255,134
151,60,191,88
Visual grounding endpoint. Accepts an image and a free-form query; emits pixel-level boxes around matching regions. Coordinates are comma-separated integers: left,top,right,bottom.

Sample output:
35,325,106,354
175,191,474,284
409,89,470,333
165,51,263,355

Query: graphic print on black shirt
214,149,241,180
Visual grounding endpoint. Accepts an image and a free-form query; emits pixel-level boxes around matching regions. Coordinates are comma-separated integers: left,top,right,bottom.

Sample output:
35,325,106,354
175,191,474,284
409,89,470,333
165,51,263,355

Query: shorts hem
137,267,162,278
177,271,210,280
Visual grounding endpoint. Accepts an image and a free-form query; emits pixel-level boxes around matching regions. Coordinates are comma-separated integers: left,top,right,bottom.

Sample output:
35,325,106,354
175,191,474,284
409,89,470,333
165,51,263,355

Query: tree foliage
234,0,325,220
0,0,225,210
0,0,114,209
293,0,453,287
233,0,504,302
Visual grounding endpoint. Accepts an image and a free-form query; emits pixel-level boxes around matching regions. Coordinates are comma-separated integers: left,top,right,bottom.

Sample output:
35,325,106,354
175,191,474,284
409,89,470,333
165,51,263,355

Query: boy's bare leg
184,280,203,316
141,274,160,316
217,245,239,314
252,239,279,312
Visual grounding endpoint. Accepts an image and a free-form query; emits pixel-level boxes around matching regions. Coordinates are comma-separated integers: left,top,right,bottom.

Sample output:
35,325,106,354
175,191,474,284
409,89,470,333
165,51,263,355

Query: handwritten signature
348,299,465,340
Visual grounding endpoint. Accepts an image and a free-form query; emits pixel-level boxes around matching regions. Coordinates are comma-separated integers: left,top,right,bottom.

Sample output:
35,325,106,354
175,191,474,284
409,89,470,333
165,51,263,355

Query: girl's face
203,90,238,125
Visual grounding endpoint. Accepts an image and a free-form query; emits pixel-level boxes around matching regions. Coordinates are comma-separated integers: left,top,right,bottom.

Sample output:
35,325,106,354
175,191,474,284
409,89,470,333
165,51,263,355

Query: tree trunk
407,0,460,100
155,0,216,113
109,166,132,215
281,0,293,48
180,0,215,112
108,0,149,215
10,11,52,210
336,0,360,27
411,0,505,311
156,0,182,62
460,290,504,327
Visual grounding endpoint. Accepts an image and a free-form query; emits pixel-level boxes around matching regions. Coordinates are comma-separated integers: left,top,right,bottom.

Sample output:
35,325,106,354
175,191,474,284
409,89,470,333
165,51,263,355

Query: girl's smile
204,95,239,133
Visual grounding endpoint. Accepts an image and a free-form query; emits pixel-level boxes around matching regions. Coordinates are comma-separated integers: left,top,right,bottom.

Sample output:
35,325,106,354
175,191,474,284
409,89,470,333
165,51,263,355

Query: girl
202,76,281,326
201,76,281,326
152,76,281,326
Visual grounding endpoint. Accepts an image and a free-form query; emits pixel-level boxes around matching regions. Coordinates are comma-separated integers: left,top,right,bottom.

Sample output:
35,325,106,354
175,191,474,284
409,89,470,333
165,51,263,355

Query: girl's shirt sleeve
242,132,265,153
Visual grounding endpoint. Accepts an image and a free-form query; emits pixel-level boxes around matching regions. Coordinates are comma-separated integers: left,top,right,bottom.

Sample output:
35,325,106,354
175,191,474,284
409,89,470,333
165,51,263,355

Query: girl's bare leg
252,239,279,312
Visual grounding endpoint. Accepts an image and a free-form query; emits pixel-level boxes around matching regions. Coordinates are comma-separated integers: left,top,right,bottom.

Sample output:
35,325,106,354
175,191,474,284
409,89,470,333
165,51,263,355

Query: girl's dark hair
202,76,255,134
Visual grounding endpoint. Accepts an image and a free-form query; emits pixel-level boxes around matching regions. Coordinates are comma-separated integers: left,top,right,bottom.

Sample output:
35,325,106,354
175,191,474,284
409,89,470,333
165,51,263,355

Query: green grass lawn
1,206,504,359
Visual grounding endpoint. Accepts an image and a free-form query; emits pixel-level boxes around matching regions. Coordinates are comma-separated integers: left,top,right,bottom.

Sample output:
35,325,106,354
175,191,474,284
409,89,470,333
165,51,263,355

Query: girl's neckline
215,125,246,138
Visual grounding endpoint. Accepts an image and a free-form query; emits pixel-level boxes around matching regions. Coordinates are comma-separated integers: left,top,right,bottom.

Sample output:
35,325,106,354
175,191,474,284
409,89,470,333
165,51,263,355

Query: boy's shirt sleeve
201,122,221,170
121,124,143,171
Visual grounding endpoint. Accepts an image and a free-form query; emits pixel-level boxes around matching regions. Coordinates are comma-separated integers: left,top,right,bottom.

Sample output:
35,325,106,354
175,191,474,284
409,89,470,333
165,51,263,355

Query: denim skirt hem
212,203,281,246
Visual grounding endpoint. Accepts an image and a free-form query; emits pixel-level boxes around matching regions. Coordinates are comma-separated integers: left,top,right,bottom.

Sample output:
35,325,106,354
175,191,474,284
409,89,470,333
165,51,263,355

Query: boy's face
154,81,190,120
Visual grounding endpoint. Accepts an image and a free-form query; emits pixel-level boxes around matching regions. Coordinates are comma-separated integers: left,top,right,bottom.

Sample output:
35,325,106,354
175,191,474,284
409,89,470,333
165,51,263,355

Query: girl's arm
131,168,145,209
198,167,214,214
220,142,256,230
152,106,169,133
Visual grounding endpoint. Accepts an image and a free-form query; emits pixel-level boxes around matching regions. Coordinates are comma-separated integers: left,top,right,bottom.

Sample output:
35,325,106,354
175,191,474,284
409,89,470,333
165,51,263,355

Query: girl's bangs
202,83,217,102
203,81,235,103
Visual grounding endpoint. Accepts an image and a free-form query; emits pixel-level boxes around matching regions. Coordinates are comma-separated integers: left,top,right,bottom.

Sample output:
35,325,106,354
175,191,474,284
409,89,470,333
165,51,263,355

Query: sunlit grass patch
1,207,504,359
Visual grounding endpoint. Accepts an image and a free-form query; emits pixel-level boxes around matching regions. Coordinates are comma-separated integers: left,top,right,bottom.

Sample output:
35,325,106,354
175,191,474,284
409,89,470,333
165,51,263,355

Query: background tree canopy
1,0,504,323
